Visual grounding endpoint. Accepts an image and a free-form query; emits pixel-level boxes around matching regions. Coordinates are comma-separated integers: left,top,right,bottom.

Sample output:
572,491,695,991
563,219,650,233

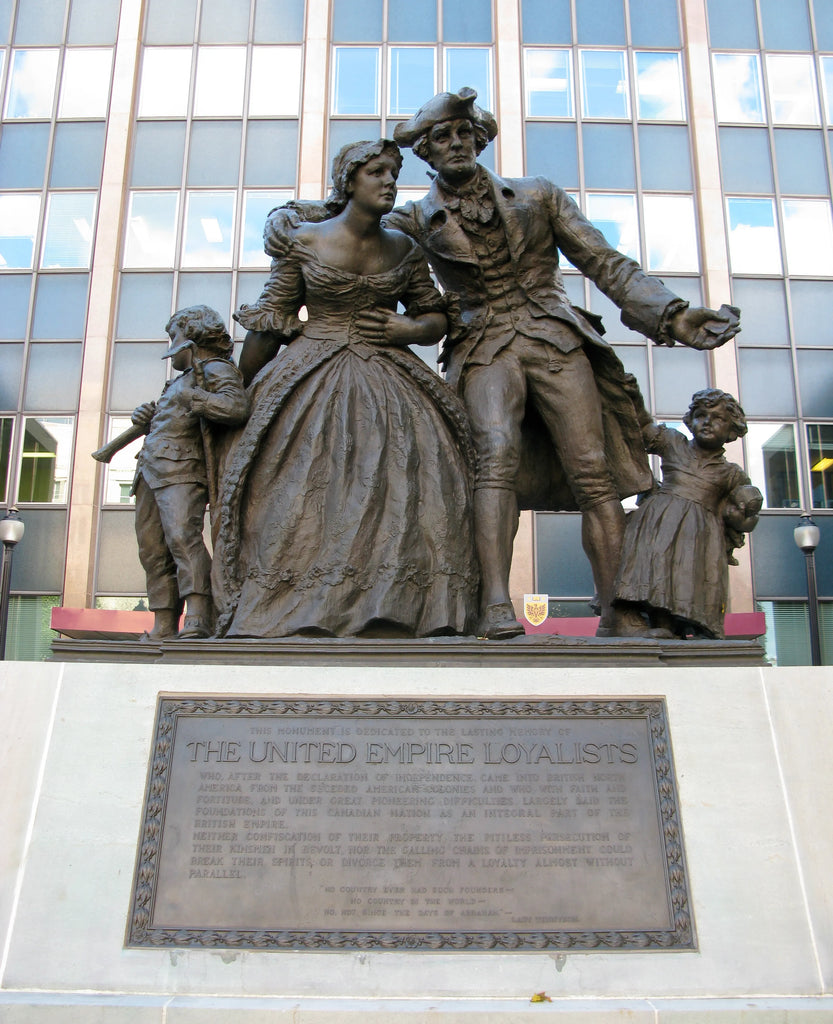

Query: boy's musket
91,409,154,463
190,347,219,511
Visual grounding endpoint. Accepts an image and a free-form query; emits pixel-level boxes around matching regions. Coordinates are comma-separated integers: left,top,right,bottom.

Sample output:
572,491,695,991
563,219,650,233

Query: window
0,193,40,269
0,279,31,346
193,46,247,117
131,122,187,187
772,128,827,195
24,345,83,410
634,52,684,121
638,124,692,191
757,602,813,667
181,191,236,267
576,0,626,46
330,45,494,120
782,199,833,276
31,275,89,339
586,193,639,260
332,47,380,115
765,54,819,126
797,349,833,416
389,47,435,116
579,49,629,119
524,49,573,118
4,596,62,661
738,349,796,416
389,0,437,42
713,53,764,123
0,417,12,502
653,349,709,415
51,122,107,188
58,48,113,118
445,48,492,110
807,424,833,509
17,416,74,503
643,195,698,272
759,0,813,51
123,191,179,268
525,121,578,185
249,46,303,116
732,278,788,345
4,49,60,118
791,280,833,345
137,48,192,117
333,0,383,42
719,127,773,193
726,197,781,274
744,423,800,509
110,342,168,410
822,56,833,124
240,190,294,267
244,121,299,186
0,123,50,188
40,192,97,269
187,122,242,186
582,123,634,189
443,0,491,43
101,416,142,504
117,274,174,339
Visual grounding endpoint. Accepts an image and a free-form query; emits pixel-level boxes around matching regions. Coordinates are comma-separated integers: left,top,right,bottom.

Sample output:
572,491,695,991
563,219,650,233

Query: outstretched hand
669,304,741,350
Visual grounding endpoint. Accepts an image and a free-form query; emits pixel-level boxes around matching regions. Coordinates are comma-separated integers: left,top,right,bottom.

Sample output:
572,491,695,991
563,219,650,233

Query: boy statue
130,305,249,639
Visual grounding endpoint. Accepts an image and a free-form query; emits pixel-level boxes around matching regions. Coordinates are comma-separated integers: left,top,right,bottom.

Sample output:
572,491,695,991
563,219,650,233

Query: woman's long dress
613,426,749,637
213,215,478,638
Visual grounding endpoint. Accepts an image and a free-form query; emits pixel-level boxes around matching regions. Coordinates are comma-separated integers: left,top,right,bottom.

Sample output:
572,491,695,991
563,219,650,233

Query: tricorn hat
393,87,498,149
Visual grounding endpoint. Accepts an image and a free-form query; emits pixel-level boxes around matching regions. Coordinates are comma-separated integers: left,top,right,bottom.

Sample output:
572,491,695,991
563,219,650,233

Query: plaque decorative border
127,696,695,952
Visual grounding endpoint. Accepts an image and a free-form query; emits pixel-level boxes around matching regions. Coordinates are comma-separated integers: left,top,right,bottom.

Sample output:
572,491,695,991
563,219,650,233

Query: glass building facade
0,0,831,663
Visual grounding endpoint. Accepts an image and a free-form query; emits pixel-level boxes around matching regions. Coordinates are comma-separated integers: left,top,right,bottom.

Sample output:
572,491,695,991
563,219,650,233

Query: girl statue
613,380,762,639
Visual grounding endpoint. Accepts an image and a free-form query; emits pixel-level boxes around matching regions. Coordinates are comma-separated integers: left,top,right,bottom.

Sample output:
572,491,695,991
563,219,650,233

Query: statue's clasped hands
353,308,420,346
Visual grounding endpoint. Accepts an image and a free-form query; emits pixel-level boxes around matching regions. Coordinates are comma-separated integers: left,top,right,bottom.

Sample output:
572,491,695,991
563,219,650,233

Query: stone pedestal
0,658,831,1021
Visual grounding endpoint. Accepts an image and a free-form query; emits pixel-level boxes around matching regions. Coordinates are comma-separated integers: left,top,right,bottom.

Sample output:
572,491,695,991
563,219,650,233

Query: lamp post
0,507,25,660
794,512,821,667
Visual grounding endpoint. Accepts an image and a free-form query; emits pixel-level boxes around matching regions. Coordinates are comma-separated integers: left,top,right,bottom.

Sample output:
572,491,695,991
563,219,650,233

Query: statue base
50,633,768,666
2,658,828,1022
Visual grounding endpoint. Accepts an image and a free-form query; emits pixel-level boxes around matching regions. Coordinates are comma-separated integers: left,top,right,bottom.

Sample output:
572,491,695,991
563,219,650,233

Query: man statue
387,88,740,639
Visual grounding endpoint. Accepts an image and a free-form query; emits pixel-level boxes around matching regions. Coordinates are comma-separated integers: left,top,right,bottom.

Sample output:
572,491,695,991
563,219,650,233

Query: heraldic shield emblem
523,594,549,626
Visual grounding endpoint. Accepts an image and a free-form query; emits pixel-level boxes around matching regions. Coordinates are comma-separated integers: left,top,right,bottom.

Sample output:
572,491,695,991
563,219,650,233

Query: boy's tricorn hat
393,87,498,149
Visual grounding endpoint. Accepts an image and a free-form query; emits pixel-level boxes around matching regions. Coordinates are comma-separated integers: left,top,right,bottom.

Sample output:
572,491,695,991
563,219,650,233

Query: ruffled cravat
438,170,495,224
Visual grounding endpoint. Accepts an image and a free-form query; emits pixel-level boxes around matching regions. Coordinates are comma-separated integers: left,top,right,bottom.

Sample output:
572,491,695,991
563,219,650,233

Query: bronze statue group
114,89,761,644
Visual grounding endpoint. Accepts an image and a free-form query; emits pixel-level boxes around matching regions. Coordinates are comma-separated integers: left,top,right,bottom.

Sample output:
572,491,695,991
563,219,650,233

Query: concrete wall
0,661,831,1021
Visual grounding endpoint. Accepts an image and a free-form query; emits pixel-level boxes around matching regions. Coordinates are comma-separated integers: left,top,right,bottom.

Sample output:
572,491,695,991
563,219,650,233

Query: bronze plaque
127,697,694,951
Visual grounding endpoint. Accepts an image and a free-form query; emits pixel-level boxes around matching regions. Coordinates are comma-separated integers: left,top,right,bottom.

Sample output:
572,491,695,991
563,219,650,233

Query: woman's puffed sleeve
233,208,305,337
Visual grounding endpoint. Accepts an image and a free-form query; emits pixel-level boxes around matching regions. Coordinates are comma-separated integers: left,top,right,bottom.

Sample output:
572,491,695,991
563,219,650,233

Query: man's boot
177,593,214,639
142,599,184,641
474,487,525,639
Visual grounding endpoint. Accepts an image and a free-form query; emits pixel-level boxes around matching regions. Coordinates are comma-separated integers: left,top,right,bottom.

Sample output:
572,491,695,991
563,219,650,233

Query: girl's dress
212,211,478,638
613,425,749,638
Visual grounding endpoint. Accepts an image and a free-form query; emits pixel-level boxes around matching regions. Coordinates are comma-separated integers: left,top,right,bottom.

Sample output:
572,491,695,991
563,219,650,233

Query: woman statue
212,139,478,638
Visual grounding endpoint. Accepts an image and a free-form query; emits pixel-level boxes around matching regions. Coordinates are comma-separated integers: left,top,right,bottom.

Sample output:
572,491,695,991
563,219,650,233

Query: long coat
385,169,689,510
